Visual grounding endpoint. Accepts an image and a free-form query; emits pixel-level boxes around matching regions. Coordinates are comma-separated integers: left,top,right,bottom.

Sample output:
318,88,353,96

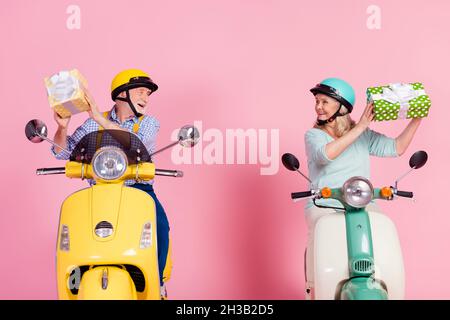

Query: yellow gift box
44,69,91,118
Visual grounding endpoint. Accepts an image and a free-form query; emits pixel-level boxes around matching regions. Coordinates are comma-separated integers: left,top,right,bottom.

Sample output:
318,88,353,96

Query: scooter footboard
78,267,137,300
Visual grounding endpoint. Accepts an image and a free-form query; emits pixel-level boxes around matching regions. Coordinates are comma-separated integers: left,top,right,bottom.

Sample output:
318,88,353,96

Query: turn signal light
321,187,332,198
380,187,393,199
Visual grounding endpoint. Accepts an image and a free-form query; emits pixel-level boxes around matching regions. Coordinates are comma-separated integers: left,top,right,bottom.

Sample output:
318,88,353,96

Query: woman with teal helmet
302,77,423,299
310,77,355,126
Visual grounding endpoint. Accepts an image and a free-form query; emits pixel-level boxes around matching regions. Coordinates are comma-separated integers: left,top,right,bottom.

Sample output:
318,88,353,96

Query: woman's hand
322,102,375,161
356,101,375,130
53,111,70,129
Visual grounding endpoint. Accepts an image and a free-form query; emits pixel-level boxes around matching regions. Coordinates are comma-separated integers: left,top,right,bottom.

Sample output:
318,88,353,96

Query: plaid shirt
51,106,160,185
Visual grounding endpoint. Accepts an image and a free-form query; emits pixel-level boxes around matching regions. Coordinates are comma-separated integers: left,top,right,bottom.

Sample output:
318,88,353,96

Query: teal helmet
310,78,355,113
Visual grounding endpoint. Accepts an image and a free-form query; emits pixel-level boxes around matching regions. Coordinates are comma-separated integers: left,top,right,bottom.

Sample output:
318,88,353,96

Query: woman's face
314,93,340,121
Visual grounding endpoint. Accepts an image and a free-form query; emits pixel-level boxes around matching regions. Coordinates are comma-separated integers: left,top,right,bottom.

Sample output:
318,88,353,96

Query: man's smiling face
118,87,152,114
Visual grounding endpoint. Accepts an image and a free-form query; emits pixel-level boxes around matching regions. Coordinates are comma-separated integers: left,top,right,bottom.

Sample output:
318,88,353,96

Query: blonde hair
313,106,356,138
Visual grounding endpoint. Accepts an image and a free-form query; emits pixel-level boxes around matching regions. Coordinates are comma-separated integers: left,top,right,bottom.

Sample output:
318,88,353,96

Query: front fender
340,277,388,300
78,267,137,300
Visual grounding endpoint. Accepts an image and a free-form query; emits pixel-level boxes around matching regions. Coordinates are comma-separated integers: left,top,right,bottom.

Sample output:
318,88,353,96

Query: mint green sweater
304,128,398,209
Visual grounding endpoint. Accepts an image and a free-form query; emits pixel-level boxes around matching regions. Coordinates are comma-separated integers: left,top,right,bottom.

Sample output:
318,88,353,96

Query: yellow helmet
110,69,158,101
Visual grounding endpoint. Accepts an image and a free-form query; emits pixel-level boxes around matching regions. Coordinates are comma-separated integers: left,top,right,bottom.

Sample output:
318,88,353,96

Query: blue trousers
129,183,170,286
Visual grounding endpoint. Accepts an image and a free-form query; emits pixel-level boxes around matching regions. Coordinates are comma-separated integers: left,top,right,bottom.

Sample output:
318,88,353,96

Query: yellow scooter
25,119,199,300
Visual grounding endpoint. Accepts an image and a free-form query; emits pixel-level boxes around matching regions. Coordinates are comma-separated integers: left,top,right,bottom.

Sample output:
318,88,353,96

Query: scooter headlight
92,147,128,180
342,176,374,208
95,221,114,238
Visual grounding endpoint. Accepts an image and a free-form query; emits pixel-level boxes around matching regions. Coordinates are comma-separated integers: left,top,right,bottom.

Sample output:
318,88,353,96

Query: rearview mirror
282,153,300,171
178,125,200,148
25,119,48,143
409,150,428,169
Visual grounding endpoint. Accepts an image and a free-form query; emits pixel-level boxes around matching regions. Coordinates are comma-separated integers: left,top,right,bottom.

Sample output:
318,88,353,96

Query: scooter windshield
69,130,151,164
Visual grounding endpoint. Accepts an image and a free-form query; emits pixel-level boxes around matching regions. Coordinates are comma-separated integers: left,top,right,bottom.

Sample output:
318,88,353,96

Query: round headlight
92,147,128,180
95,221,113,238
342,176,374,208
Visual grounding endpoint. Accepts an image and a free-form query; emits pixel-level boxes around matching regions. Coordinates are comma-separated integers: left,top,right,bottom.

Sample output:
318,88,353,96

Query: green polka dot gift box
366,82,431,121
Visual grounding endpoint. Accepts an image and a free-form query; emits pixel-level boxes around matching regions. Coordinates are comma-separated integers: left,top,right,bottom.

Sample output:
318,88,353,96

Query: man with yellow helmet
51,69,171,295
110,69,159,118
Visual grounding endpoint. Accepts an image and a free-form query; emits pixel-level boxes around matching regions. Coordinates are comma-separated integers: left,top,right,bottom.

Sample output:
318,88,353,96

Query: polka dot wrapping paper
366,82,431,122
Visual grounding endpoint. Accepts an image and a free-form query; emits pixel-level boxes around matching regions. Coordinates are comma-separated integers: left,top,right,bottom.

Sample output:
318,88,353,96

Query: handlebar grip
155,169,184,177
291,191,312,199
36,167,66,175
396,190,414,198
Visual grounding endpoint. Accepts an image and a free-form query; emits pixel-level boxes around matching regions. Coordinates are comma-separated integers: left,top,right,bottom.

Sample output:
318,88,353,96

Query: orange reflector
321,187,332,198
380,187,393,198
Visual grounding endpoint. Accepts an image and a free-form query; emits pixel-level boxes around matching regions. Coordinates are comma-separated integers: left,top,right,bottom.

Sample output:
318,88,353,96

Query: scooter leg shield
369,211,405,299
313,214,348,300
78,267,137,300
312,211,405,300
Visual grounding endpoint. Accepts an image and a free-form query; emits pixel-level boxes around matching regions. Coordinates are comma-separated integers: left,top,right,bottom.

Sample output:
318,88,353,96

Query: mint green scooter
282,150,428,300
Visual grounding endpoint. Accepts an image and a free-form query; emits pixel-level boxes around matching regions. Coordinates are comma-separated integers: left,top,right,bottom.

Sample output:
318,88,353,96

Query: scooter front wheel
78,266,138,300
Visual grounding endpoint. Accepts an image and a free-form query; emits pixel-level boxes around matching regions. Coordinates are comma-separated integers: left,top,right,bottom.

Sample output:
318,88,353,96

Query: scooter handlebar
291,191,312,199
36,167,66,175
395,190,414,198
155,169,184,178
37,165,183,178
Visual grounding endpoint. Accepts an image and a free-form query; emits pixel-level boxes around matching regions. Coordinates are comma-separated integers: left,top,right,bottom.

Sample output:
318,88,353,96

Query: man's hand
53,111,71,129
85,89,101,120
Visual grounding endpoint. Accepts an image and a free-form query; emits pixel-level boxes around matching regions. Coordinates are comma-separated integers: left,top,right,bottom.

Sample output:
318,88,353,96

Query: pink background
1,0,449,299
